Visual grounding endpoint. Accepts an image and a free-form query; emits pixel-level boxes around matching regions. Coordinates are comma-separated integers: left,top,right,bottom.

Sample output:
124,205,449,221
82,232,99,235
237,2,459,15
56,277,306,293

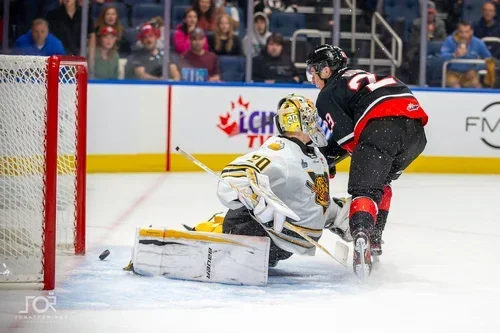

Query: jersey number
246,155,271,172
347,73,397,92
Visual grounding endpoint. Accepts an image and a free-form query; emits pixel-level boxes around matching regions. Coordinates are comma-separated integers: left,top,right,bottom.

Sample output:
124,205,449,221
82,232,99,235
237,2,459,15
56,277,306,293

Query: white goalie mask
275,94,328,147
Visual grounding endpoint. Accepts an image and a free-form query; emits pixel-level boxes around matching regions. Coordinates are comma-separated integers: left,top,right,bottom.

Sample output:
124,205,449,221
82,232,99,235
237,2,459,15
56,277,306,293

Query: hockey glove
325,197,353,242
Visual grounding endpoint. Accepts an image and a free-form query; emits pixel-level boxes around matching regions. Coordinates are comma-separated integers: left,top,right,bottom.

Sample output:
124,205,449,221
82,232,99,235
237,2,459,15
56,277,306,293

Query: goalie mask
274,94,328,147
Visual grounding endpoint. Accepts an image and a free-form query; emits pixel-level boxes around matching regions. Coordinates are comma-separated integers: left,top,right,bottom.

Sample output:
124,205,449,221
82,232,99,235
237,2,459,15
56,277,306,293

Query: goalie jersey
217,136,332,256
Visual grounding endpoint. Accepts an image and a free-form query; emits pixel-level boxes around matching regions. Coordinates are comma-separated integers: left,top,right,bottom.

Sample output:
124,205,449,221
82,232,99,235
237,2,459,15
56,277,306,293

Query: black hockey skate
352,228,372,281
370,226,384,267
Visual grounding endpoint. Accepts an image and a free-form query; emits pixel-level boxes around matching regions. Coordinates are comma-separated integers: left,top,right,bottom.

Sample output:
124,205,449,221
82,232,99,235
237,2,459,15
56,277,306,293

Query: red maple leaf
217,112,239,136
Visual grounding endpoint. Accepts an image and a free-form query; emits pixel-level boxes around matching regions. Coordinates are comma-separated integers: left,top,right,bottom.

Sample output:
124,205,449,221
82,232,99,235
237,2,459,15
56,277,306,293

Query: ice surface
1,173,500,333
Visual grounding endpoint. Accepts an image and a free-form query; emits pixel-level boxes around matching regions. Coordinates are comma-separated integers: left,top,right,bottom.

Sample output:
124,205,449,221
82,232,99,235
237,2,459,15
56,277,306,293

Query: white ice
1,172,500,333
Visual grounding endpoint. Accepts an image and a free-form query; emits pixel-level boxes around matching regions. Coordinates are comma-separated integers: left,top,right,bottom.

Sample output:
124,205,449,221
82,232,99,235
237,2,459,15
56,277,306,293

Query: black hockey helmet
305,44,347,82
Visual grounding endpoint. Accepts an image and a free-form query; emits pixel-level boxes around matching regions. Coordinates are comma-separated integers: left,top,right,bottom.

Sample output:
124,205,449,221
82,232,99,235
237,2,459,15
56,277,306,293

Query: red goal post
0,55,87,290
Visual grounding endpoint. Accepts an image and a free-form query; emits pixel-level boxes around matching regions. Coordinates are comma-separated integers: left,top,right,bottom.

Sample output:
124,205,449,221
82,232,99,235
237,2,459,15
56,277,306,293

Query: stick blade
334,241,349,267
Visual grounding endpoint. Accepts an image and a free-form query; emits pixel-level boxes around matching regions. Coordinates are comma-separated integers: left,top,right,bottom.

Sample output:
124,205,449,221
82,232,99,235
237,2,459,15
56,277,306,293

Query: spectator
93,26,119,79
94,5,131,56
473,2,500,58
13,18,66,56
129,24,180,80
252,33,299,83
208,13,242,56
193,0,221,32
217,0,240,31
444,0,463,34
254,0,298,16
492,0,500,17
173,7,209,54
137,16,165,50
46,0,95,57
406,1,446,83
178,28,220,82
441,20,492,88
242,12,272,57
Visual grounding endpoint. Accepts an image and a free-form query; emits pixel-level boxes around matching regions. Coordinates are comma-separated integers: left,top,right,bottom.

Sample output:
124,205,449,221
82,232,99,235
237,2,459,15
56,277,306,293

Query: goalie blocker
131,227,270,286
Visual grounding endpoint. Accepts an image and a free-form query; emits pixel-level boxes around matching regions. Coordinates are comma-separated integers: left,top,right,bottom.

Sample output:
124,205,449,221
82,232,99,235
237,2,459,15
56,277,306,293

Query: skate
352,228,372,281
370,232,383,257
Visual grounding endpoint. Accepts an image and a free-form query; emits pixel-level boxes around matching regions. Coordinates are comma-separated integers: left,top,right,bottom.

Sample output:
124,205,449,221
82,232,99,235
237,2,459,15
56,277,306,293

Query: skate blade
354,238,372,282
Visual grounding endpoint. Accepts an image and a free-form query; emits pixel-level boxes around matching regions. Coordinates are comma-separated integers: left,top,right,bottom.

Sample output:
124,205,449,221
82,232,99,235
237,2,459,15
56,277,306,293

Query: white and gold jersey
217,136,332,256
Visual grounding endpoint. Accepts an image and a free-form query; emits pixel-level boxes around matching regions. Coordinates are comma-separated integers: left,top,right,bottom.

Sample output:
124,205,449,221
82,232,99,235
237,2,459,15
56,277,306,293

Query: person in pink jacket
173,7,208,54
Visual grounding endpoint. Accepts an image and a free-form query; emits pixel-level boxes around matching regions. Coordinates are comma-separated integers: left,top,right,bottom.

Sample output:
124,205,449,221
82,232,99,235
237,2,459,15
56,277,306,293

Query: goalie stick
175,146,349,267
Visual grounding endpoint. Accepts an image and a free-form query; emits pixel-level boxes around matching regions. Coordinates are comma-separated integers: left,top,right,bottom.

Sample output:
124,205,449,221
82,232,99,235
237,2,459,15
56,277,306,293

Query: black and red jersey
315,68,429,153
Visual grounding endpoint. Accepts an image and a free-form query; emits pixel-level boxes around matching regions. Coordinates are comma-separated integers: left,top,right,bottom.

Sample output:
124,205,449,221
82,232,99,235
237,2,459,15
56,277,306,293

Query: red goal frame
43,55,87,290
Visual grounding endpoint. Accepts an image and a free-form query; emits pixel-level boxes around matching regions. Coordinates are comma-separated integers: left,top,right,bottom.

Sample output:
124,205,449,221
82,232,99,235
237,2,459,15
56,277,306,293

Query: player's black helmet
305,44,347,81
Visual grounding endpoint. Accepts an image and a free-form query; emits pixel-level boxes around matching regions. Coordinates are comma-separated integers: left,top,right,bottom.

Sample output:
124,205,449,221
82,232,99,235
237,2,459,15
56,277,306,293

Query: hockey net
0,55,87,290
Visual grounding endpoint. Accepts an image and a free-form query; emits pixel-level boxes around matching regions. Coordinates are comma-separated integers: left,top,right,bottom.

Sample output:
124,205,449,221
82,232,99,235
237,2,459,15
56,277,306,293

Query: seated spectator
441,20,492,88
407,1,446,83
13,18,66,56
46,0,95,57
193,0,222,32
178,28,220,82
137,16,165,50
254,0,298,16
252,33,299,83
94,5,131,56
242,12,272,57
129,24,180,80
173,8,209,54
473,1,500,58
208,13,242,56
217,0,240,31
93,26,119,79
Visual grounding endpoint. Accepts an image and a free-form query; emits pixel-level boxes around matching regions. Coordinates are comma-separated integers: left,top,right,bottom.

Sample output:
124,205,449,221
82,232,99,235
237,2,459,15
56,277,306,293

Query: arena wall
87,81,500,174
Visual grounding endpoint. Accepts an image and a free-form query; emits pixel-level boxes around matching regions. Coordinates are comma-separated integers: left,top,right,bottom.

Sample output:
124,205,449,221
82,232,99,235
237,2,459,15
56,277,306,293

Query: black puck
99,249,110,260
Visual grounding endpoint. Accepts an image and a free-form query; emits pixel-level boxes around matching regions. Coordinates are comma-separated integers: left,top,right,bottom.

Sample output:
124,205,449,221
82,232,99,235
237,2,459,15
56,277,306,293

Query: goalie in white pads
194,94,351,267
127,94,351,286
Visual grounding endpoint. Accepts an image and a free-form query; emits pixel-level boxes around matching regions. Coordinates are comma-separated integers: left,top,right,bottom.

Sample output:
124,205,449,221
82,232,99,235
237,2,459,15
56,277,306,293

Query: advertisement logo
466,102,500,149
217,96,276,148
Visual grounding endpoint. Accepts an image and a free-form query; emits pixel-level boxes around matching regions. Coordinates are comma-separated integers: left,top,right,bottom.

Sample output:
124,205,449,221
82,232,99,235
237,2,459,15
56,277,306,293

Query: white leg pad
132,227,270,286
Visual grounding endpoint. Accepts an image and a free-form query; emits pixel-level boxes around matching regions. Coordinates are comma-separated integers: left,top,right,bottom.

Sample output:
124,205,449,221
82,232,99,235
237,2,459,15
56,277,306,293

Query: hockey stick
175,146,349,267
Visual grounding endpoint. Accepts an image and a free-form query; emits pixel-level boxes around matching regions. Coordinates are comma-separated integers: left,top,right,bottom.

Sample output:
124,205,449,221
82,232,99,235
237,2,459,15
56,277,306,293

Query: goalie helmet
274,94,328,147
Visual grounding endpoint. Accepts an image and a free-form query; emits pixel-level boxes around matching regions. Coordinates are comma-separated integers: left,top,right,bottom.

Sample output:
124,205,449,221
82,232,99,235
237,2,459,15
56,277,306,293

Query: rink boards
86,81,500,174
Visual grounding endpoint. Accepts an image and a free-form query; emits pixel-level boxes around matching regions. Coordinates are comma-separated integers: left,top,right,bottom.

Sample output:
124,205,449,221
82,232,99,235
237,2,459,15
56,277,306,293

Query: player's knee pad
378,184,393,212
349,196,378,230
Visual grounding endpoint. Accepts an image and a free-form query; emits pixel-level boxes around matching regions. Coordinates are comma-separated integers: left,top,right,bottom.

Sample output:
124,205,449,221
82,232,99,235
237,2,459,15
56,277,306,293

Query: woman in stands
173,8,209,54
208,13,242,56
93,26,119,79
217,0,240,32
94,5,130,56
193,0,221,32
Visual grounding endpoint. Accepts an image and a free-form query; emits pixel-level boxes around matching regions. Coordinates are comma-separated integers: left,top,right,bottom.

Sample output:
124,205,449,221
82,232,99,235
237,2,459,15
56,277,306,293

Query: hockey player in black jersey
306,44,428,279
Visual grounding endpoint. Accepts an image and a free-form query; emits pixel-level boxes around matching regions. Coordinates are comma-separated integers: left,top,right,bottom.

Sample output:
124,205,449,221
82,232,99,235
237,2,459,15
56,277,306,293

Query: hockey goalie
127,94,351,286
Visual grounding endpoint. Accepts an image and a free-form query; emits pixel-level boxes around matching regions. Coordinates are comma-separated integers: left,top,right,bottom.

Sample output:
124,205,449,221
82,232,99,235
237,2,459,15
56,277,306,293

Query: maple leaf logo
216,96,250,137
217,112,238,136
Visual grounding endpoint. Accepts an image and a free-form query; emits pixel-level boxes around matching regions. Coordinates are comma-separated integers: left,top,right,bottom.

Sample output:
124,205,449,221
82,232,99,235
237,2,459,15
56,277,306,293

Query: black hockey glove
319,144,350,179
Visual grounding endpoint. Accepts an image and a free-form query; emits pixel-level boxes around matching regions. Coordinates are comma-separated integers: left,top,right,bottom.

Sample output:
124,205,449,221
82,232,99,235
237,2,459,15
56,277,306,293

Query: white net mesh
0,56,80,284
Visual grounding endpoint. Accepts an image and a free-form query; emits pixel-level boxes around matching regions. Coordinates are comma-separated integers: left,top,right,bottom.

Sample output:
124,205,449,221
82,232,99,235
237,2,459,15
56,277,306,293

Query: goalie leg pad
132,227,270,286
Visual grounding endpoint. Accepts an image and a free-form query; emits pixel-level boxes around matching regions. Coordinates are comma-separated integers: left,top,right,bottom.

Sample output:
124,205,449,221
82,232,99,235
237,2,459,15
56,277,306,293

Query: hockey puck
99,249,110,261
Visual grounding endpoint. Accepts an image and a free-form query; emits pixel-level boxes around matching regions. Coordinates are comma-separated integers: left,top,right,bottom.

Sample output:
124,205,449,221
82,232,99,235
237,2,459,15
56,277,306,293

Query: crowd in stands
3,0,500,88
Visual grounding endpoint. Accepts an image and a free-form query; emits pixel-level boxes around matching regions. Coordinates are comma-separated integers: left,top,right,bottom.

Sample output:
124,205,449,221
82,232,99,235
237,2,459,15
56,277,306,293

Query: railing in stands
370,11,403,76
441,59,487,88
